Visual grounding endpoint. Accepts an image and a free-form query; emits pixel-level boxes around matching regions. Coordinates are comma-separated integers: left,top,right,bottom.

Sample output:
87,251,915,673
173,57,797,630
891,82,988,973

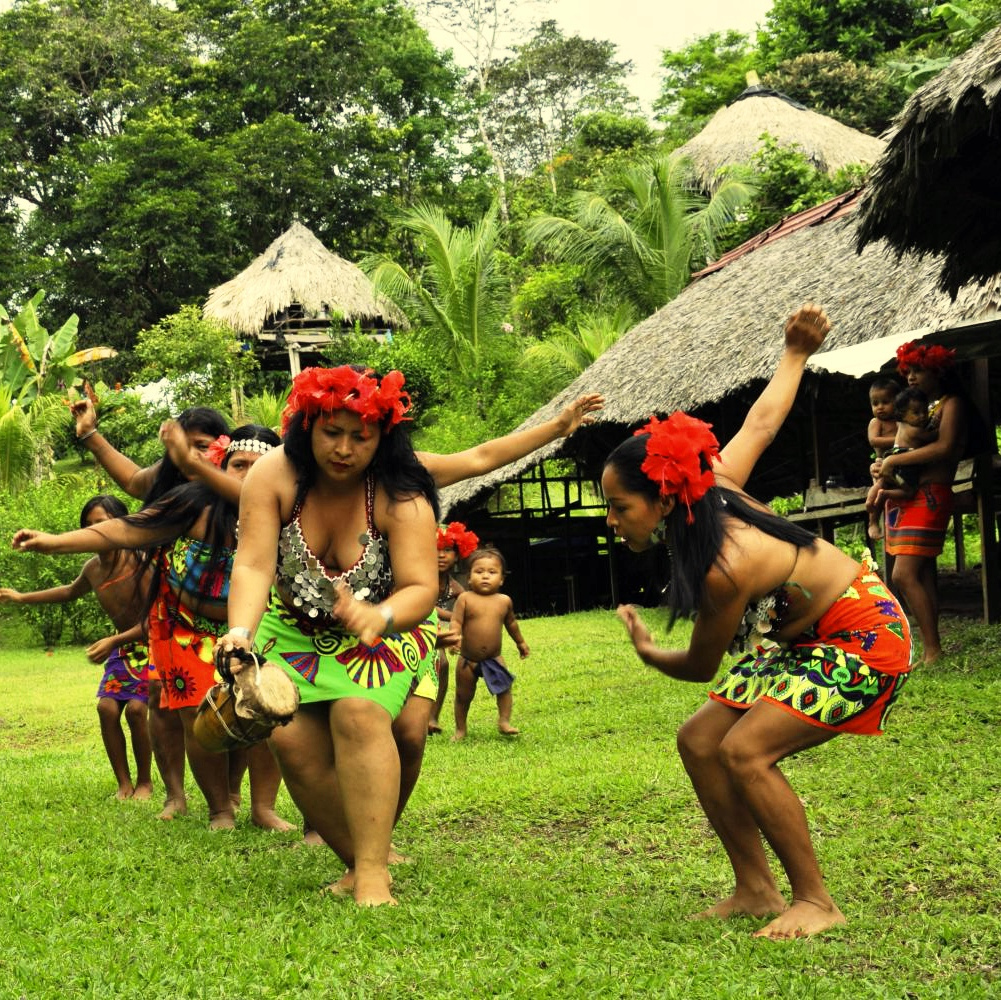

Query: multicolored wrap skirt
148,576,227,710
255,588,438,719
885,483,954,557
96,643,150,703
710,554,912,735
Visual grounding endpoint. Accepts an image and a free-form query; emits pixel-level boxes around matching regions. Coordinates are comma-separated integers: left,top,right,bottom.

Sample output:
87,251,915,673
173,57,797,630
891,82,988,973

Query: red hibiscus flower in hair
205,435,231,467
635,412,720,524
437,521,479,558
896,341,956,374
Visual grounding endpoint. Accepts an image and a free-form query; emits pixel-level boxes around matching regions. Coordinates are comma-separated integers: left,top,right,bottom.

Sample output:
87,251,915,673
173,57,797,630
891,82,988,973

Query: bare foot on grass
251,807,296,832
387,845,411,865
498,722,520,736
115,783,135,800
690,888,788,921
209,810,237,831
132,782,153,801
158,796,187,820
753,898,846,939
326,869,395,901
427,720,443,735
451,729,466,743
302,829,326,847
353,870,397,907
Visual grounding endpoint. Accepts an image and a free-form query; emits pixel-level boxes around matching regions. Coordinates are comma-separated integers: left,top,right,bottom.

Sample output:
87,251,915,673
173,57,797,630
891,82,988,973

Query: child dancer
451,546,529,741
1,495,153,800
866,386,936,540
428,521,479,735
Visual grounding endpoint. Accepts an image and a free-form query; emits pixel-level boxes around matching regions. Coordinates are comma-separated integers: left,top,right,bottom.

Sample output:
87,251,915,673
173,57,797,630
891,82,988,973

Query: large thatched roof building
203,222,406,373
672,82,886,190
856,25,1001,296
442,191,1001,519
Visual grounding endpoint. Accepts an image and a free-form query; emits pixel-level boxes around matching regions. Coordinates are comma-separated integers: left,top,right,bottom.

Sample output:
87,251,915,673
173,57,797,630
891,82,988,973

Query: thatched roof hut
855,25,1001,296
441,192,1000,517
672,83,886,190
203,222,406,371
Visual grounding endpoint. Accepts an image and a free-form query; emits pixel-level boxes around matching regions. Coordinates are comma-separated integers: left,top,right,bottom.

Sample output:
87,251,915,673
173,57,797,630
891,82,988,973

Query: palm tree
364,203,508,377
521,304,635,389
524,153,755,317
0,386,66,491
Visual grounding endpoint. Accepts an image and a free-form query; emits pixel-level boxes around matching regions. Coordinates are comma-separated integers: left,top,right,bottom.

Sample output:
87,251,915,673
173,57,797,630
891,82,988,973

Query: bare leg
392,694,431,825
496,689,518,735
269,705,354,862
97,697,134,799
716,701,846,939
329,699,399,905
228,747,248,810
427,651,448,734
452,658,476,742
123,698,153,799
148,680,186,818
248,741,294,831
892,553,941,662
677,701,787,919
177,706,235,829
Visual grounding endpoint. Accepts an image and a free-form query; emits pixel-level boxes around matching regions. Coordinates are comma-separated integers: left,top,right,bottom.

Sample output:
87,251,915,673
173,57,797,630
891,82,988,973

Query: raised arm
715,304,830,490
219,450,285,650
71,397,158,500
417,393,604,488
160,419,241,506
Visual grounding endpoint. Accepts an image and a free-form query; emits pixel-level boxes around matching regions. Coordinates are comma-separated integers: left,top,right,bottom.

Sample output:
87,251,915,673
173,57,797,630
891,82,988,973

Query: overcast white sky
540,0,774,110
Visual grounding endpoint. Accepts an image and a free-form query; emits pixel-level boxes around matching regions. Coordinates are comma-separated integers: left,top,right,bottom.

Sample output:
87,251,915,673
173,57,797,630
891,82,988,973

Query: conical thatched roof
672,86,886,190
440,193,1000,516
855,25,1001,297
203,222,406,336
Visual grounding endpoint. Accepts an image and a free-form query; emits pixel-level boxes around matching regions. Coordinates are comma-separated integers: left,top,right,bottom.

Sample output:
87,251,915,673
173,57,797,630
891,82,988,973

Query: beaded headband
437,521,479,559
634,412,720,524
206,435,276,467
896,341,955,375
281,365,411,436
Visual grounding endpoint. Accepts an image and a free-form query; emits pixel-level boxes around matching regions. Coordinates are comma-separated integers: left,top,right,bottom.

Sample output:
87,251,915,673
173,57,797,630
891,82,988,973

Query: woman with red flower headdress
603,305,914,940
875,341,967,663
217,365,440,906
427,521,479,734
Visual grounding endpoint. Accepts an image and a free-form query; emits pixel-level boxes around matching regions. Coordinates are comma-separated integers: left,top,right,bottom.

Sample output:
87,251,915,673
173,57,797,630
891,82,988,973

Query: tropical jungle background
2,0,999,644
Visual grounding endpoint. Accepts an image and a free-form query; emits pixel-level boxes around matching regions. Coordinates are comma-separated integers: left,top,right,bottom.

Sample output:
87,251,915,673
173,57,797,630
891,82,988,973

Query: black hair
604,433,818,625
893,386,928,419
80,494,129,528
221,424,281,468
145,406,230,504
468,546,507,574
282,370,439,520
869,377,900,397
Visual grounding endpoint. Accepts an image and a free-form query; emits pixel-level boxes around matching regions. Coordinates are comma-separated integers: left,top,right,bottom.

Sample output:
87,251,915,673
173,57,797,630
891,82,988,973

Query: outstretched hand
11,529,57,554
555,393,604,437
159,419,202,473
784,303,831,358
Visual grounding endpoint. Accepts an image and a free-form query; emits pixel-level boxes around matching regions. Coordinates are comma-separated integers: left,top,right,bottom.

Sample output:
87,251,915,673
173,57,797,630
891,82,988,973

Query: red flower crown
635,412,720,524
205,435,231,467
437,521,479,559
896,341,955,375
281,366,412,435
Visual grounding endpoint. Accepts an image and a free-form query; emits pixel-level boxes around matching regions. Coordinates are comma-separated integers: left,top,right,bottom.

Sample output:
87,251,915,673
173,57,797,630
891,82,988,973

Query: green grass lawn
1,610,999,999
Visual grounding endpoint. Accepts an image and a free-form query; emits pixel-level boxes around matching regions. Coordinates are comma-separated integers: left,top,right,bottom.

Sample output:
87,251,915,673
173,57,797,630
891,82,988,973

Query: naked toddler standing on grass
451,547,529,741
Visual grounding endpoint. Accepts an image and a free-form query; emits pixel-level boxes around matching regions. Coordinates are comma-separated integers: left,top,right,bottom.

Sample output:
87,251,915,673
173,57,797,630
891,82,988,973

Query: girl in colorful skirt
13,425,283,830
2,495,152,800
604,305,913,940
